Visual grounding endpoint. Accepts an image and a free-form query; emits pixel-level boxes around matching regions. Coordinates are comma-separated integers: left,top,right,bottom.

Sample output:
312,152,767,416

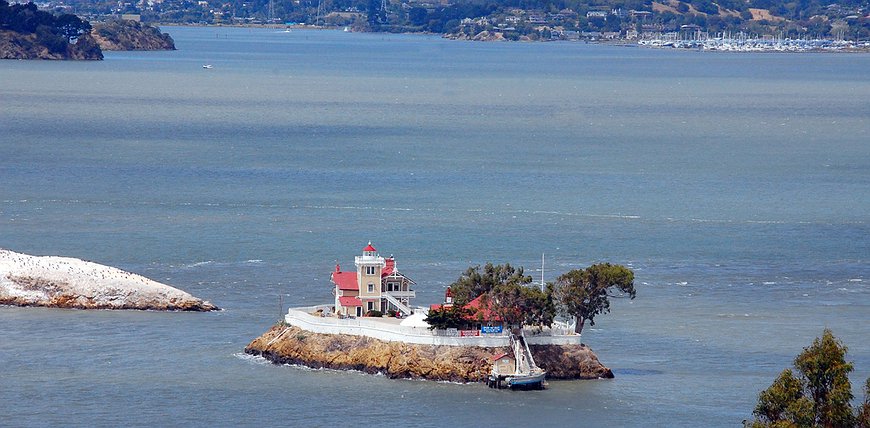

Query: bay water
1,27,868,426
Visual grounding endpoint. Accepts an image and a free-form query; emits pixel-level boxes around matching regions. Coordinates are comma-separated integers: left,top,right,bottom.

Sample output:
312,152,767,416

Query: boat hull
506,371,546,390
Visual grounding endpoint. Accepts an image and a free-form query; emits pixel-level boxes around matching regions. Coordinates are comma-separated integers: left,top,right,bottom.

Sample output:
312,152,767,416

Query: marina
638,30,870,51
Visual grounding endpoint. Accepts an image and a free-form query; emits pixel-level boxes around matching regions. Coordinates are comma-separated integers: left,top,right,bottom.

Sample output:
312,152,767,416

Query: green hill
0,0,102,59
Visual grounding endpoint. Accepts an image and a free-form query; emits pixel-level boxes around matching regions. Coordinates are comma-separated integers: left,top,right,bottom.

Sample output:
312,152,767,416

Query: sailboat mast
540,253,545,291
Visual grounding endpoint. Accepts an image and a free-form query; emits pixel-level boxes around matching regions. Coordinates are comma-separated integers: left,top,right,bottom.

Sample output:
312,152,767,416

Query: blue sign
481,325,503,334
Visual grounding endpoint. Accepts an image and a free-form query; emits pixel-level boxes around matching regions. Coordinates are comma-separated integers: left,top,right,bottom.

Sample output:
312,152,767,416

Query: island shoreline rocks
245,325,614,383
91,20,176,51
0,249,217,311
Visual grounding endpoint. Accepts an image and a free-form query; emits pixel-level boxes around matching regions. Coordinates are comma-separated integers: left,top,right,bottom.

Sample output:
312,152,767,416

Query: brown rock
91,20,175,51
245,325,613,383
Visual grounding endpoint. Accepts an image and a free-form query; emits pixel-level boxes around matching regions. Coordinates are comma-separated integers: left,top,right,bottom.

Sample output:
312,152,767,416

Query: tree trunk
574,316,585,334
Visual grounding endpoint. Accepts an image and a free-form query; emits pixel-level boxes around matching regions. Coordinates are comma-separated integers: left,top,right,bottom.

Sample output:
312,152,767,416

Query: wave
232,352,270,365
180,260,214,269
3,198,864,226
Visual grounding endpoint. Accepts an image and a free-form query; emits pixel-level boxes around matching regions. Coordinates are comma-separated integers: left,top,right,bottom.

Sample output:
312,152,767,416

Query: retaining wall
285,306,582,347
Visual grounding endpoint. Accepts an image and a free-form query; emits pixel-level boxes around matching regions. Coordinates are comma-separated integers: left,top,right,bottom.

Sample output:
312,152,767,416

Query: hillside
91,19,175,51
0,0,102,60
51,0,870,40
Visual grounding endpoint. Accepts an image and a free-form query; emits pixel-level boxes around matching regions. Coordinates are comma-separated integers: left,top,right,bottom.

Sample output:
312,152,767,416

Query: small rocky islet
0,249,216,311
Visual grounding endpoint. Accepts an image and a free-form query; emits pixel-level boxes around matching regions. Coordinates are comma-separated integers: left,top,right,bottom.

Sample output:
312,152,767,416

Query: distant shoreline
156,23,870,53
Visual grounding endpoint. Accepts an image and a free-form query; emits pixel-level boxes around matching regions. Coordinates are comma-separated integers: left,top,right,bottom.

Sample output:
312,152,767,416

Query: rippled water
1,27,868,426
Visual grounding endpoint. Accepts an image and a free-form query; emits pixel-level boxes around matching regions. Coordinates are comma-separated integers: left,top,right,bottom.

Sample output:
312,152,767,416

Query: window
367,283,374,293
367,302,374,311
365,266,376,275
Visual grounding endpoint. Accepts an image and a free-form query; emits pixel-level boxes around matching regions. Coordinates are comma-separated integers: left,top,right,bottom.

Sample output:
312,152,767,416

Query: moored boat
488,332,547,390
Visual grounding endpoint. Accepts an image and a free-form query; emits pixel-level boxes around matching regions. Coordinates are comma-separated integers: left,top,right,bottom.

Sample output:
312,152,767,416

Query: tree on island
552,263,636,334
448,263,532,306
431,261,635,333
429,263,554,330
747,329,870,428
423,304,470,330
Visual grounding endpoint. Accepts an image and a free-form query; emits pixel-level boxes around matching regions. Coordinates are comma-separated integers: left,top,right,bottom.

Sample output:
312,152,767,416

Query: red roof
491,352,511,362
382,258,395,277
332,271,358,291
464,294,502,322
338,296,362,307
363,243,377,252
428,294,502,322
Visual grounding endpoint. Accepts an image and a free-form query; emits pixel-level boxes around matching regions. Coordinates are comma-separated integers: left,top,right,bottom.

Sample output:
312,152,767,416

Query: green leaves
449,263,532,307
553,263,636,334
440,261,633,333
750,329,866,428
423,304,469,330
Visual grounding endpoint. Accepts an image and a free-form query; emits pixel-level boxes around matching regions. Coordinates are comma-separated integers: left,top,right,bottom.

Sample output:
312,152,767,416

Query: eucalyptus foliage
748,329,870,428
552,263,636,334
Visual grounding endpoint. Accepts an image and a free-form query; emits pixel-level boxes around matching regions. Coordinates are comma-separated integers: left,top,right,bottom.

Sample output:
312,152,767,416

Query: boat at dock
488,332,547,390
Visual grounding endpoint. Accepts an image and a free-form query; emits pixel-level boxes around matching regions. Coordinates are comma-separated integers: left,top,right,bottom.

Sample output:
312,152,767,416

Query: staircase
383,292,413,315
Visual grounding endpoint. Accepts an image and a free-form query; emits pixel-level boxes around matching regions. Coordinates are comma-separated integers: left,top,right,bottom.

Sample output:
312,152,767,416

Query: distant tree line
52,0,869,39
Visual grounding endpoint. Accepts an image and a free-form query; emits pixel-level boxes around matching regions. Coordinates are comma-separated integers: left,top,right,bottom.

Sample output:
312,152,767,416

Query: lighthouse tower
355,242,385,313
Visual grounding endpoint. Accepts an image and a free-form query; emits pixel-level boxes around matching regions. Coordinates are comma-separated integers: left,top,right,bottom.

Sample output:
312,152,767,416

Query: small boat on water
488,332,546,390
202,64,213,69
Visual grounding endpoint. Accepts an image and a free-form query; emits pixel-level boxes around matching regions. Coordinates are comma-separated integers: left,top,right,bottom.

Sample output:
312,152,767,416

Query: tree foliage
440,261,632,332
448,263,532,306
859,379,870,428
0,1,91,46
423,304,470,330
748,329,869,428
553,263,635,334
445,262,554,329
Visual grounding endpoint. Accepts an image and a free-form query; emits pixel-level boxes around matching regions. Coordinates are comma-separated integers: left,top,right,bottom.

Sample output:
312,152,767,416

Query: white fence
284,306,582,347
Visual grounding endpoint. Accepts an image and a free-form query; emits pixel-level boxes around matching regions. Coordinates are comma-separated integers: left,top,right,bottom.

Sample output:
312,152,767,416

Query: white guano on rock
0,249,217,311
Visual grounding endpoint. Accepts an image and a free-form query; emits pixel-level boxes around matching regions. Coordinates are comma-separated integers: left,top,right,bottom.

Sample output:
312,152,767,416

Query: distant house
586,10,607,18
331,242,415,317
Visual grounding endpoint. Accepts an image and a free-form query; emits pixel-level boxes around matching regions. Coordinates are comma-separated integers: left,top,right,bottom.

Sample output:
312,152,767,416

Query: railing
383,293,413,315
284,306,582,347
384,290,416,298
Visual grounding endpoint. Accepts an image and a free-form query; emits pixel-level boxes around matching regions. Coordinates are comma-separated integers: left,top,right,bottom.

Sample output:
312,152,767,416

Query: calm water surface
1,27,868,426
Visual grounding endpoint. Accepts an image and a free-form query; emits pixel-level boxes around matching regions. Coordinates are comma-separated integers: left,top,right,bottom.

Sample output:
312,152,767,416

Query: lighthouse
331,242,416,317
355,241,386,311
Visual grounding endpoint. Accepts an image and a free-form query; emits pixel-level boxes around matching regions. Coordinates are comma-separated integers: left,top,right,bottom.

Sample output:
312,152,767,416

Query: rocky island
0,0,102,60
0,249,217,311
1,1,175,60
244,243,629,386
246,325,613,382
91,19,175,51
